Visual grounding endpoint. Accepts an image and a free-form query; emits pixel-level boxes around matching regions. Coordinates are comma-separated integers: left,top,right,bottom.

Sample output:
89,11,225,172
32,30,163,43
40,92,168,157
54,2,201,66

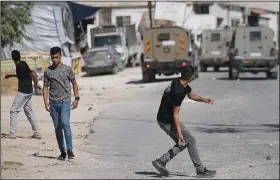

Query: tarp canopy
67,2,101,23
1,1,101,59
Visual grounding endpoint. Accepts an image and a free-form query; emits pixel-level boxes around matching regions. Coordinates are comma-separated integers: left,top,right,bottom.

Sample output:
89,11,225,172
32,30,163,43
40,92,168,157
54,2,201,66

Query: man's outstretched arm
187,92,214,105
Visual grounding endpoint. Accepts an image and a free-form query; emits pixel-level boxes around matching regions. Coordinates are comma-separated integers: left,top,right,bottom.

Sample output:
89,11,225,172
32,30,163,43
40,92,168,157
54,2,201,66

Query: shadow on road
201,69,228,73
33,155,57,160
126,77,176,85
82,72,113,78
134,171,192,178
192,123,279,133
216,77,274,81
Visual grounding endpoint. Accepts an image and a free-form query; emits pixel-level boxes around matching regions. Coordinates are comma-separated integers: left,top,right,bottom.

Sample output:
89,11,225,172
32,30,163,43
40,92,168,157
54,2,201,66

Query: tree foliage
1,2,34,48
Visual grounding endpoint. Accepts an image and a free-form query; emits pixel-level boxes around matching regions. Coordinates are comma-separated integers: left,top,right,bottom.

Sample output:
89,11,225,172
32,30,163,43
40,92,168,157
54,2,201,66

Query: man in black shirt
5,50,41,139
153,66,216,178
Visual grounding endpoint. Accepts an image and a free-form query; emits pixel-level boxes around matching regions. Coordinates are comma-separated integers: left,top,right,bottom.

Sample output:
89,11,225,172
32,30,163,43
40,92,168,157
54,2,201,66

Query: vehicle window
94,35,122,47
157,33,170,41
250,31,261,41
211,33,220,41
88,51,108,59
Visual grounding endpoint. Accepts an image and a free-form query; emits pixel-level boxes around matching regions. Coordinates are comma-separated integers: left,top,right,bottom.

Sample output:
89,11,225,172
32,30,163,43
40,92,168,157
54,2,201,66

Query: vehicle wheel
149,71,156,81
213,65,220,72
142,71,150,83
267,71,278,79
228,64,233,79
111,66,118,74
121,61,126,70
194,69,199,78
232,68,239,80
119,63,123,71
200,63,207,72
86,72,93,76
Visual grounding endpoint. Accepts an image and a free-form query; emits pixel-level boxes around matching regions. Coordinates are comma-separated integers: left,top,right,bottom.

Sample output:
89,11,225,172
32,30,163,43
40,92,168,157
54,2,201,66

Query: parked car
81,46,123,76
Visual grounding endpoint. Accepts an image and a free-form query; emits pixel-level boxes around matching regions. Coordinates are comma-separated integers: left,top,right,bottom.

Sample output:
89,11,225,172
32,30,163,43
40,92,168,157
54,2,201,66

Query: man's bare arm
187,92,214,104
42,81,50,112
173,106,185,145
71,80,79,98
187,92,206,102
4,74,17,79
173,106,182,135
70,79,79,110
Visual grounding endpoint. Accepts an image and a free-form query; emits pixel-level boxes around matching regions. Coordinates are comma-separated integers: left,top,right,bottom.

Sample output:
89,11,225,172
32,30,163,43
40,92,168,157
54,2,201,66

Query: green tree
1,2,33,48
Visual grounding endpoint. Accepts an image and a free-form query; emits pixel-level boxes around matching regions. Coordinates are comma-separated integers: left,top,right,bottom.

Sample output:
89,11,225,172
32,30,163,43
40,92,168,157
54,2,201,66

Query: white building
76,1,279,47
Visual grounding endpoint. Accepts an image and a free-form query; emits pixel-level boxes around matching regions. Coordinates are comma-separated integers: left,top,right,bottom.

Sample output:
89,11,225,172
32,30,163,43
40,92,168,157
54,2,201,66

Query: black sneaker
152,159,169,176
67,150,75,159
58,152,67,161
196,167,216,178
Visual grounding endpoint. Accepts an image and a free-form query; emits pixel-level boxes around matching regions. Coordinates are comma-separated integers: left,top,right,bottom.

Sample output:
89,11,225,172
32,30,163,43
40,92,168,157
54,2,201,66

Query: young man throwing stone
5,50,41,139
43,47,80,160
153,66,216,178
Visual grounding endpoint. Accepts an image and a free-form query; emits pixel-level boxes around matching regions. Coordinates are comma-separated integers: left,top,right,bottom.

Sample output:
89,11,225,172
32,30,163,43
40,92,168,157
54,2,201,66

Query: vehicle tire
86,72,93,76
267,71,278,79
232,68,239,80
142,71,150,83
200,63,207,72
228,64,233,79
213,65,220,72
149,71,156,81
194,69,199,78
121,61,126,70
111,66,118,74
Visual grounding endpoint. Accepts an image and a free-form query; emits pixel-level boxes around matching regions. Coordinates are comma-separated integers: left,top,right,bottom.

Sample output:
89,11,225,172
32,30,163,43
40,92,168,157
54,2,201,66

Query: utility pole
148,1,153,28
227,2,230,27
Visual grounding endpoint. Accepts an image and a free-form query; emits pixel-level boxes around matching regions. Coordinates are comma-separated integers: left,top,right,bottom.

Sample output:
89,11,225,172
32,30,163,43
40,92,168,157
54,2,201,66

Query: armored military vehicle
140,26,199,83
200,29,233,72
228,26,278,79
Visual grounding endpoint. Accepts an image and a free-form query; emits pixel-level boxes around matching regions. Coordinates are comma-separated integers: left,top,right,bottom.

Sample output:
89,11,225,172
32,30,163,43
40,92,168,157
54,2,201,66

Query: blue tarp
67,1,101,23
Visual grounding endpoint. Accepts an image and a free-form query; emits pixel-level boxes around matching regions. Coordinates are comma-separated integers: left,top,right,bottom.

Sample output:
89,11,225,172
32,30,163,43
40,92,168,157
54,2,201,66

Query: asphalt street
67,67,279,179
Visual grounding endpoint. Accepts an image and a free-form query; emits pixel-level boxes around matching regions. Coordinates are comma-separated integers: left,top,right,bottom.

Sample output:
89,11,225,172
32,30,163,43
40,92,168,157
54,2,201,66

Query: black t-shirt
16,61,33,94
157,78,192,124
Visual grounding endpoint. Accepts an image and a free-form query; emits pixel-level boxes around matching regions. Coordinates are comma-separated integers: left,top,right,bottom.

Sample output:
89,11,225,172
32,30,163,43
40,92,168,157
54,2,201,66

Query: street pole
182,2,187,27
227,2,230,27
148,1,153,28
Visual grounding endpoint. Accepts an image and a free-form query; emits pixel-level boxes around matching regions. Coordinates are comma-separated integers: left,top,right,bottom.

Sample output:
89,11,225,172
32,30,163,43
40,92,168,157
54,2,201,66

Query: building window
116,16,131,26
193,4,209,14
231,19,239,27
259,17,269,27
217,18,223,28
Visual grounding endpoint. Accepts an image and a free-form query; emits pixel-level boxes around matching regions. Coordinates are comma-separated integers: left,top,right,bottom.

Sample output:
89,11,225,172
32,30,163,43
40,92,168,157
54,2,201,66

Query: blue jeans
50,101,72,152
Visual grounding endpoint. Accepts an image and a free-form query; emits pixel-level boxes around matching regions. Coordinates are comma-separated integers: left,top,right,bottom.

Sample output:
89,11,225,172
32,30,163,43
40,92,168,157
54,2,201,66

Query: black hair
80,47,87,54
50,47,61,55
11,50,21,61
181,66,195,80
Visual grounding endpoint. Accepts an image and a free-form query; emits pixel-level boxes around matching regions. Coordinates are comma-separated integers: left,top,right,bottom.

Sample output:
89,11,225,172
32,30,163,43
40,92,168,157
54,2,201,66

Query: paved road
68,68,279,178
